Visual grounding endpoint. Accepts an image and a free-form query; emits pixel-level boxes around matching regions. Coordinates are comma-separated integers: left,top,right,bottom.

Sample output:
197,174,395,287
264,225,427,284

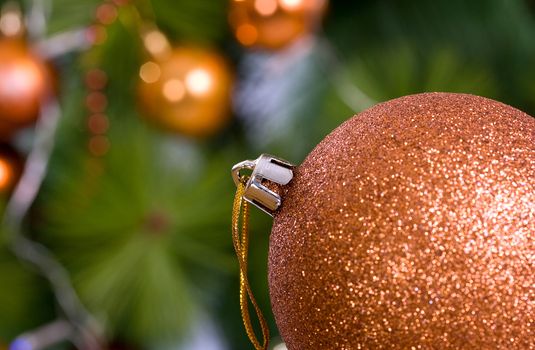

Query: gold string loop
232,178,270,350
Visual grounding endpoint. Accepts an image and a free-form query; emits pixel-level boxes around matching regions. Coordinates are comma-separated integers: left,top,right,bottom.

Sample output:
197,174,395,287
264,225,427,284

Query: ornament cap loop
231,154,294,216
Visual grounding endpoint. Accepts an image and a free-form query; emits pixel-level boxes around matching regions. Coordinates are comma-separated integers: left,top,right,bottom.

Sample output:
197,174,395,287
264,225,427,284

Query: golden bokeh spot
0,12,22,36
236,23,258,46
185,68,212,96
255,0,278,16
143,30,170,58
279,0,304,11
162,79,186,102
139,61,161,83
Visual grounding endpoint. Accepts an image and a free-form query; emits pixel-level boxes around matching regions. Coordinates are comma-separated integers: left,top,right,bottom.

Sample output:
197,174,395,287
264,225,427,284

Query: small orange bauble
0,39,52,137
0,144,22,195
229,0,327,50
137,47,233,137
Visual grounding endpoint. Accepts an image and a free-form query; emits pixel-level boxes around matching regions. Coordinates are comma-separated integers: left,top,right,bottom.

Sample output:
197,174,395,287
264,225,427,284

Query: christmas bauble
0,143,22,195
269,93,534,349
0,39,51,137
229,0,327,50
137,47,233,137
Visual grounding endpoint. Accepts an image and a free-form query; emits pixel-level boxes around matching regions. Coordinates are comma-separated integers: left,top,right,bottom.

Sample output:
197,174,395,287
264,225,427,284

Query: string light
85,91,107,113
85,68,108,90
87,114,109,134
95,3,118,25
88,135,110,157
84,0,130,158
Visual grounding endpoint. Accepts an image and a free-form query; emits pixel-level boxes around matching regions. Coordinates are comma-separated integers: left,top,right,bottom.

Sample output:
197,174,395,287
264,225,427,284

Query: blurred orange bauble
229,0,327,50
137,47,233,137
0,39,52,138
0,144,22,195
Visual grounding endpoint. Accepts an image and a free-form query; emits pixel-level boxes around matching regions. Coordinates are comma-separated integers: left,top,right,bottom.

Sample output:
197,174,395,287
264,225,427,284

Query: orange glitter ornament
263,93,534,349
0,39,52,138
137,47,233,137
229,0,327,50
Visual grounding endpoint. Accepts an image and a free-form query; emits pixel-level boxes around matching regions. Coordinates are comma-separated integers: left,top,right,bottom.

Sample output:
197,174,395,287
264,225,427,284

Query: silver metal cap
232,154,294,216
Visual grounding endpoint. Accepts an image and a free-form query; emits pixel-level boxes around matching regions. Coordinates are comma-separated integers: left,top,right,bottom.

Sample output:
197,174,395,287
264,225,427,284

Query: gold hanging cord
232,178,270,350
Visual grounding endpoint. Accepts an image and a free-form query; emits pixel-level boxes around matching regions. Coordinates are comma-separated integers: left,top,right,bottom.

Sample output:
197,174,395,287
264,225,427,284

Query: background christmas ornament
233,92,534,349
0,39,52,138
0,144,22,196
137,46,233,137
229,0,327,50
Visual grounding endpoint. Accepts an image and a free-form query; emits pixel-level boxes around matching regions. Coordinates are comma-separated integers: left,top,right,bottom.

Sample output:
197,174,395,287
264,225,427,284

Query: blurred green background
0,0,534,349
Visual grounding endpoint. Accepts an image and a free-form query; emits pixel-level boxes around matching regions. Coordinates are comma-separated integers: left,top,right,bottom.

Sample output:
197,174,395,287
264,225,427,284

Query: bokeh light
139,61,161,83
185,68,213,96
162,78,186,102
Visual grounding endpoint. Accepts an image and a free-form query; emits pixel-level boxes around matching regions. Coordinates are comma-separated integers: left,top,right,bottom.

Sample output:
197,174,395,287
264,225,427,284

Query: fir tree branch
3,97,102,350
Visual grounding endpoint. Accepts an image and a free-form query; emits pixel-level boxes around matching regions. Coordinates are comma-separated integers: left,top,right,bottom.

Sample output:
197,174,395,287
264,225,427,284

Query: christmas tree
0,0,533,349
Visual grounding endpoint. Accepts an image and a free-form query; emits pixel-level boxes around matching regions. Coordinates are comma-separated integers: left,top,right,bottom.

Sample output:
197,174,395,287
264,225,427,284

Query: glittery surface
268,93,535,349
